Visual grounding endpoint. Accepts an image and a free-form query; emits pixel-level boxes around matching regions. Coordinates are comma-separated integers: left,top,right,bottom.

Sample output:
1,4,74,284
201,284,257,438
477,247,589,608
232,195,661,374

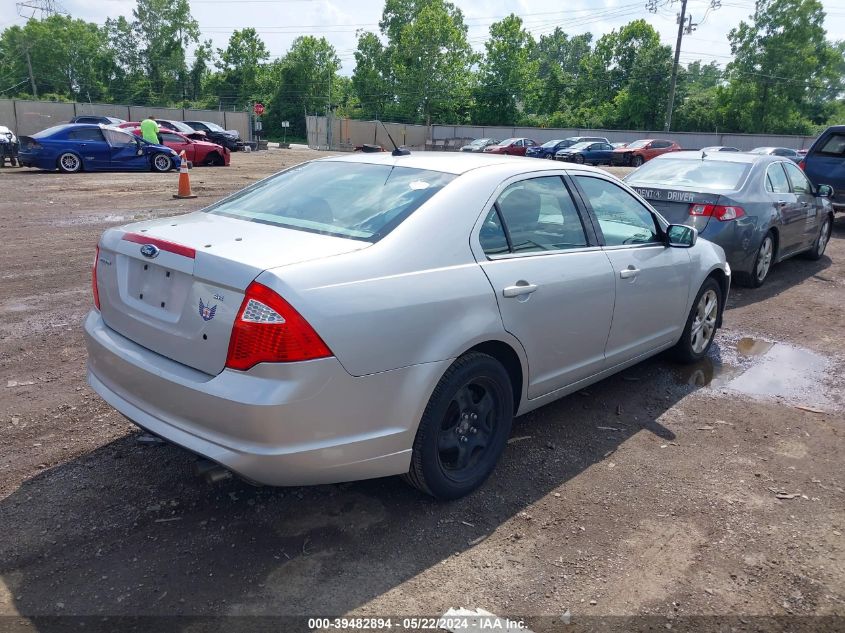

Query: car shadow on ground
0,347,720,632
726,252,833,310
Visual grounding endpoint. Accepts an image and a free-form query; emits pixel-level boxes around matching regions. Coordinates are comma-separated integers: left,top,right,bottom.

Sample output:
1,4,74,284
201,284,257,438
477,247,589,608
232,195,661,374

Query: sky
2,0,845,76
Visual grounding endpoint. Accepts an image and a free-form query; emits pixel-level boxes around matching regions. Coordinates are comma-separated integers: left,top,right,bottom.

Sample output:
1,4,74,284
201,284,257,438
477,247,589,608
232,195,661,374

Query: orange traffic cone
173,150,197,199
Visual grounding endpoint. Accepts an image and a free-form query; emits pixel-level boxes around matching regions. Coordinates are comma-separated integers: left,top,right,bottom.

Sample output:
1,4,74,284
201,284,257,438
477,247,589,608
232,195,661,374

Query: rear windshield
206,161,455,242
626,158,751,190
817,134,845,155
541,140,564,148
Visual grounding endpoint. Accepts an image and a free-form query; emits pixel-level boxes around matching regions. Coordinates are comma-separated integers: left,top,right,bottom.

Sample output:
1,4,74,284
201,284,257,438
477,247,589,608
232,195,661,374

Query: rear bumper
84,310,449,486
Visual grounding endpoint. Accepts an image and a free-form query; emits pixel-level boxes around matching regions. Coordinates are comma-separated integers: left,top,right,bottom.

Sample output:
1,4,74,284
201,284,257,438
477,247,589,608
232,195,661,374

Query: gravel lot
0,150,843,632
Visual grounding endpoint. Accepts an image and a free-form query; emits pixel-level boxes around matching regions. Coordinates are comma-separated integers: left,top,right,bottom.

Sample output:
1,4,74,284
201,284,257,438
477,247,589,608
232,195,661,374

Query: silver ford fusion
85,152,730,499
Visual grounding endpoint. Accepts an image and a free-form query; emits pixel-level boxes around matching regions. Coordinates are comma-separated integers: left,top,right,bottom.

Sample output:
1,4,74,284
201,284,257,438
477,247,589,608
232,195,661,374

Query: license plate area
125,258,190,317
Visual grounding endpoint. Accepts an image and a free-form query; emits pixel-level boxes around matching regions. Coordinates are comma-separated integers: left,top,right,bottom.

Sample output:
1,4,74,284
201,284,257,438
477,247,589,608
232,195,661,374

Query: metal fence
0,99,251,141
304,117,820,151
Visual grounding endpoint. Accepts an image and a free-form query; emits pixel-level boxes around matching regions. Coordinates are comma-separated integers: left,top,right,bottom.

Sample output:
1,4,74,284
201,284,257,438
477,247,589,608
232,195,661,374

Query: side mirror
666,224,697,248
817,184,834,198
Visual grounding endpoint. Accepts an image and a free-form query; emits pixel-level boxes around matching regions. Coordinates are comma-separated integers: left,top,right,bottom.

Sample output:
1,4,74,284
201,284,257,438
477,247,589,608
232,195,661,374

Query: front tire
404,352,513,500
804,215,832,261
152,153,172,172
57,152,82,173
632,155,644,167
574,154,585,164
673,277,722,364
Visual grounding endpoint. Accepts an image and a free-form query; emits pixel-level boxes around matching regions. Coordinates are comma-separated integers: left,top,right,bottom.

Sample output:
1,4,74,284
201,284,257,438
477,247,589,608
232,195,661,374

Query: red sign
253,103,265,116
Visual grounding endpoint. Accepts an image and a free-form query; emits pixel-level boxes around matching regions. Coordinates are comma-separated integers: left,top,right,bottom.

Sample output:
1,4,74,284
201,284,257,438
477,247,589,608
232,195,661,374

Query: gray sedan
625,151,834,287
85,153,730,499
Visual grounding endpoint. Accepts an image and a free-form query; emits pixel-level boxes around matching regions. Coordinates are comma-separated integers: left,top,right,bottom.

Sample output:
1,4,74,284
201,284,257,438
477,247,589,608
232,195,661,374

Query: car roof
650,150,785,165
318,150,611,176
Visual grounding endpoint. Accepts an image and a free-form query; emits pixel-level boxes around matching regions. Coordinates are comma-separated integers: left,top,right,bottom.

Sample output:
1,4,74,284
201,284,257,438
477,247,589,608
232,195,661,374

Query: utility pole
664,0,690,132
24,47,37,98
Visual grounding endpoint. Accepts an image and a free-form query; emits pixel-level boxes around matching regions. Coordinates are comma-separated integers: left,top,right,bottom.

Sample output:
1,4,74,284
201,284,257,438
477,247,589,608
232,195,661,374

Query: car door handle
503,283,538,298
619,267,640,279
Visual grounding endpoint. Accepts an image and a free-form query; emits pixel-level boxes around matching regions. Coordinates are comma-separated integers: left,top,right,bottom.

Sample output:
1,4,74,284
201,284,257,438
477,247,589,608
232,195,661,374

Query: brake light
225,281,332,370
689,203,745,221
798,159,806,170
92,246,100,310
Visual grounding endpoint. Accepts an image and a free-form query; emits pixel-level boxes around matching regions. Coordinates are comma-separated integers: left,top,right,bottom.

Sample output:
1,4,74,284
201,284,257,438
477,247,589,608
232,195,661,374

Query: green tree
721,0,841,133
266,36,340,138
351,31,391,119
530,28,592,117
473,14,537,125
133,0,200,104
211,28,269,109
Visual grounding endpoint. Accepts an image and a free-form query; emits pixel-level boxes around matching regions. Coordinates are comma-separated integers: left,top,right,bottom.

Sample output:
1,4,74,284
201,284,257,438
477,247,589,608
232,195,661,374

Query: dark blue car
525,139,571,159
801,125,845,213
554,141,615,165
18,124,181,173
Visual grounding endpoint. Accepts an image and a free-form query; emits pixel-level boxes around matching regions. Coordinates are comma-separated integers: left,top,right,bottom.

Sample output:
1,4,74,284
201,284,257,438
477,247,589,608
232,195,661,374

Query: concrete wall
307,116,429,149
430,124,819,151
0,99,251,141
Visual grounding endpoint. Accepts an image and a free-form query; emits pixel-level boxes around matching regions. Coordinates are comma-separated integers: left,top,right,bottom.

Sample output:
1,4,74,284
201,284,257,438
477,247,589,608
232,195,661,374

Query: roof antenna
378,120,410,156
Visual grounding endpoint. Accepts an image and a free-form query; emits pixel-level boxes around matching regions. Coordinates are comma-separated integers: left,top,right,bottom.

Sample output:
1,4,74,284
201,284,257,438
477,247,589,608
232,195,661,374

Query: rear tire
632,155,644,167
741,231,775,288
673,277,722,364
804,215,832,261
57,152,82,173
403,352,513,500
574,154,585,164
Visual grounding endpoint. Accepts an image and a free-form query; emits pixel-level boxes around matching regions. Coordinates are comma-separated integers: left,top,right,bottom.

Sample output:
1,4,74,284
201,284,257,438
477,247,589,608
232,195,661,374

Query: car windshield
164,120,195,133
33,125,70,138
496,138,518,146
541,140,564,148
202,122,225,132
568,142,591,150
750,147,770,154
626,140,649,149
626,158,751,190
469,139,489,146
207,161,455,242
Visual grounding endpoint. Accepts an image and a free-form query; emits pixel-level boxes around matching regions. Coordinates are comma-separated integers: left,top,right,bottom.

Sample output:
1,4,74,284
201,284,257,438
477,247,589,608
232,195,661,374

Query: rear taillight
798,159,806,170
92,246,100,310
225,281,332,370
689,203,745,221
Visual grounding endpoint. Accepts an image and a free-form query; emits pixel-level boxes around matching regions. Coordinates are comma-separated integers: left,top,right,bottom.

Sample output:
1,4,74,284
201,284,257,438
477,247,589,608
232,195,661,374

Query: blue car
801,125,845,213
554,141,615,165
18,124,181,173
525,139,571,159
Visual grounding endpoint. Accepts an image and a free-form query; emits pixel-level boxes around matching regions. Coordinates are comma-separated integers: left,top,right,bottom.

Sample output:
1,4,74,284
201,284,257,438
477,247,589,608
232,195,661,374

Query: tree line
0,0,842,140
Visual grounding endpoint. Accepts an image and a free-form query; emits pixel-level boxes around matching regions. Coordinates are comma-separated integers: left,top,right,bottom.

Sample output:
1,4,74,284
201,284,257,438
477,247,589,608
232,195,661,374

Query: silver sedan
85,153,730,499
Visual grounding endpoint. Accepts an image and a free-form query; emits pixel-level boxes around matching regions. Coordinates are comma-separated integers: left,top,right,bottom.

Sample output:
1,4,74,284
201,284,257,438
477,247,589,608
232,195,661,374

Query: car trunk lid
629,186,722,231
96,212,369,375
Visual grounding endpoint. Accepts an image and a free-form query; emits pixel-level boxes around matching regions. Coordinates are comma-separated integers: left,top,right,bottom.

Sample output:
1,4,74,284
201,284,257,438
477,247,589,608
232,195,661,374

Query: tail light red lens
798,159,806,170
689,203,746,221
225,281,332,371
92,246,101,310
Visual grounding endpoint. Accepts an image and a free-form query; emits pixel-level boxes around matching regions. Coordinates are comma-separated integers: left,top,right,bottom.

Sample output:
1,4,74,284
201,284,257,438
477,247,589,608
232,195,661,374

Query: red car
483,137,538,156
128,127,230,166
611,139,681,166
118,121,206,141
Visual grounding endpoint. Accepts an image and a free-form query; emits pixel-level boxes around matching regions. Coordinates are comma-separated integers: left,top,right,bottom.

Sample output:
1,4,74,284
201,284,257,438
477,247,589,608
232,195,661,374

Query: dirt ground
0,150,843,633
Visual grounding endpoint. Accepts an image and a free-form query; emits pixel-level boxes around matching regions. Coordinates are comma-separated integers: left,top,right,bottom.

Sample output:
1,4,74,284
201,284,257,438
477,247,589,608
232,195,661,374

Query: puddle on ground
676,335,836,411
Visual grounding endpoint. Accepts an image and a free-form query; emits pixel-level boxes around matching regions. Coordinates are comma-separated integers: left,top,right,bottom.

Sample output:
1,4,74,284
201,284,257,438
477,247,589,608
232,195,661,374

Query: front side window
160,132,184,143
765,163,791,194
484,176,587,255
208,161,455,242
783,161,812,194
575,176,660,246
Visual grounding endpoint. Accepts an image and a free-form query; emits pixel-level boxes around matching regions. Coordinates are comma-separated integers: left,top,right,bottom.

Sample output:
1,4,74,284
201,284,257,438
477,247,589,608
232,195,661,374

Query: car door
66,127,110,170
594,143,613,164
474,175,616,398
102,127,148,170
782,161,822,250
159,131,192,161
571,174,692,365
764,161,804,253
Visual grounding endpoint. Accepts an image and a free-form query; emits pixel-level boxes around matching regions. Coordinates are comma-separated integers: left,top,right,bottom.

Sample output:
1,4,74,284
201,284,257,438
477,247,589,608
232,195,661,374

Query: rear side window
482,176,587,255
765,163,791,194
575,176,660,246
817,134,845,156
68,128,105,141
207,161,455,242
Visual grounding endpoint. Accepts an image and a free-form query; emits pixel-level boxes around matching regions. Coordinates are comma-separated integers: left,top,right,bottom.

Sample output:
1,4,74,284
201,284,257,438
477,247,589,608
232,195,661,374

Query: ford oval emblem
140,244,160,259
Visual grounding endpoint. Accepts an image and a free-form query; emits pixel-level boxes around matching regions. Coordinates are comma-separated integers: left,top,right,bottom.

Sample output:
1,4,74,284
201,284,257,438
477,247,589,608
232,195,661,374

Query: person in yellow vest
140,116,160,144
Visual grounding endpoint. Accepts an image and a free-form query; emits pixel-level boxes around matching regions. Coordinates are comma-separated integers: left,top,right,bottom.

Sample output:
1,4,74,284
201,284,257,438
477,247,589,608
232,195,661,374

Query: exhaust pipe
194,458,232,483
